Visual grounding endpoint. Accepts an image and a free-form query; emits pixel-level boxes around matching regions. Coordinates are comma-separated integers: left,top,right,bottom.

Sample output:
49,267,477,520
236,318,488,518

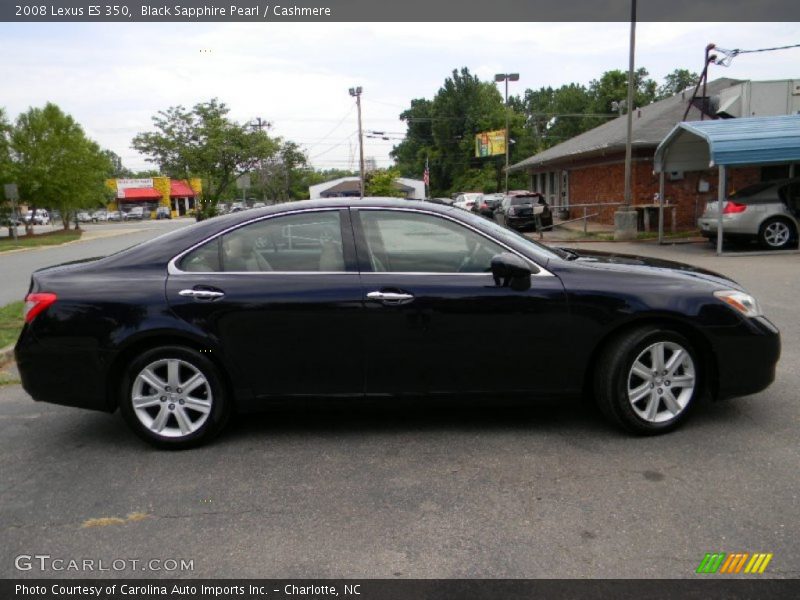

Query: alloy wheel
131,358,213,438
627,341,696,424
763,221,791,248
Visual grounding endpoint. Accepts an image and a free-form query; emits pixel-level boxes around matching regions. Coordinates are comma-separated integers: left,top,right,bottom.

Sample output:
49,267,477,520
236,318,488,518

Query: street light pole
495,73,519,194
349,86,365,198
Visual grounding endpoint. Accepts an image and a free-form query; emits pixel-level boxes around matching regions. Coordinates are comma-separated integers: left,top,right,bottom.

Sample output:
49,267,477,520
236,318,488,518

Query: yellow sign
475,130,506,157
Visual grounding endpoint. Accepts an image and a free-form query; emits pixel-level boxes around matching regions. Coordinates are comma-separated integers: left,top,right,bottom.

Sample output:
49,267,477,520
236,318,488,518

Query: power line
301,105,356,152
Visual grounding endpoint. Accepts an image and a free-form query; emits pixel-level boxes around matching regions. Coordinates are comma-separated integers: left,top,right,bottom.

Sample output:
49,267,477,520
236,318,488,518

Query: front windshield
454,208,567,261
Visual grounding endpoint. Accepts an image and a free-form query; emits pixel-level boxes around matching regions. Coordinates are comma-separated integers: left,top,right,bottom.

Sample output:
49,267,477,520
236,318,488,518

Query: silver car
698,178,800,250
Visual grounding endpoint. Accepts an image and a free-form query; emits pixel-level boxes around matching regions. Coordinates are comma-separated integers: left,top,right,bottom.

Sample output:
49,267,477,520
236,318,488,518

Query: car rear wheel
759,218,796,250
594,327,699,434
120,346,230,449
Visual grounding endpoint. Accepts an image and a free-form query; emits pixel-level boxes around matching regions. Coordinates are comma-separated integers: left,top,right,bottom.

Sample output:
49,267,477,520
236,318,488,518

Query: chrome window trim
167,205,554,278
354,206,555,277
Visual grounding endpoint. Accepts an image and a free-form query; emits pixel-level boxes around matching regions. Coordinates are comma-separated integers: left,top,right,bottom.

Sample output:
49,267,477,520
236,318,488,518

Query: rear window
510,196,539,206
730,182,775,200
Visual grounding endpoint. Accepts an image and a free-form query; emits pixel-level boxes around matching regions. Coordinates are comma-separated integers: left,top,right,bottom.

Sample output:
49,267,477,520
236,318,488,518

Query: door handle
179,289,225,300
366,291,415,305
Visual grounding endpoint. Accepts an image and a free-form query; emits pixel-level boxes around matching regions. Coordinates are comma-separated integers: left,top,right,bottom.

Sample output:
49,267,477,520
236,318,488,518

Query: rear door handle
179,288,225,300
366,291,415,305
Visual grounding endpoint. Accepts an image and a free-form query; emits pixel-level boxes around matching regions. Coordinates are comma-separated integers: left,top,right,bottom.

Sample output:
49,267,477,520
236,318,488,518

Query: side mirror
491,252,534,291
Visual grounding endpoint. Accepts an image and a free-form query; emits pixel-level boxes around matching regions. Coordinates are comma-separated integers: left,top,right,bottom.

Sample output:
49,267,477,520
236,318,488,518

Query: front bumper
709,316,780,400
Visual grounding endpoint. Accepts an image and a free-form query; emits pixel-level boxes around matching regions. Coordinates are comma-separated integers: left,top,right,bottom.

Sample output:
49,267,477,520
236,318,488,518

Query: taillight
723,201,747,214
24,293,57,323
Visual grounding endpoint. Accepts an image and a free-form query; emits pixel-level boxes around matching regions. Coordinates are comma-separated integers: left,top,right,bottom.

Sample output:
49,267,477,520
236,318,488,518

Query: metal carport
654,114,800,254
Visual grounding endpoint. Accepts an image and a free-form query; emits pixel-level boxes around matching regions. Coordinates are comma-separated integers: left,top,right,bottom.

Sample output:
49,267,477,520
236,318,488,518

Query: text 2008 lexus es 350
15,198,780,448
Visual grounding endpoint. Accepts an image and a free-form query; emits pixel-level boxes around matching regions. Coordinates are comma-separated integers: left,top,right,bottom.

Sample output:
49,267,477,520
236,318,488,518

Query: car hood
557,247,743,290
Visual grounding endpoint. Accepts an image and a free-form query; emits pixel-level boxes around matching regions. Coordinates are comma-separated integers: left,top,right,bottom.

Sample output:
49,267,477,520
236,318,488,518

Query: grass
0,228,82,253
0,301,24,350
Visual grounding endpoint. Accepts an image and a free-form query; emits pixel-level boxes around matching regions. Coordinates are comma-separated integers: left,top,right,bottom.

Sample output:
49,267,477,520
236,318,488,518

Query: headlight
713,290,763,318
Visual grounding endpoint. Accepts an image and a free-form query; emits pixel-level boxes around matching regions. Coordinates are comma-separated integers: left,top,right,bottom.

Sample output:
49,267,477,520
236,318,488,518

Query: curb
0,344,14,368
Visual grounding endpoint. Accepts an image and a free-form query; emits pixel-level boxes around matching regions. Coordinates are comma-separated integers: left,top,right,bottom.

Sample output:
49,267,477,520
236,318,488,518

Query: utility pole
349,87,365,198
614,0,638,241
251,117,271,131
495,73,519,194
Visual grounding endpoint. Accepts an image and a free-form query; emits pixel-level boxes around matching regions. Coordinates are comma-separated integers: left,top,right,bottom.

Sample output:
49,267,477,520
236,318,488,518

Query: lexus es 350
15,198,780,448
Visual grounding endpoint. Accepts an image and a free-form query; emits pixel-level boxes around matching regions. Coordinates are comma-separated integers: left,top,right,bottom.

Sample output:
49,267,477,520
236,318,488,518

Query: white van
25,209,50,225
124,207,145,220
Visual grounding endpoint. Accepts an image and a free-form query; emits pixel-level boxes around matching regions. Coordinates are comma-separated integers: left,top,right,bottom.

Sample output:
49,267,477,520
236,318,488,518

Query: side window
180,238,221,272
359,210,506,273
179,211,346,272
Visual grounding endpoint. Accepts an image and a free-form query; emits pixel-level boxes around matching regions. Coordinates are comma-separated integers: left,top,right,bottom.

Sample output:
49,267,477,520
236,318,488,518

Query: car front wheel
120,346,230,449
594,327,699,434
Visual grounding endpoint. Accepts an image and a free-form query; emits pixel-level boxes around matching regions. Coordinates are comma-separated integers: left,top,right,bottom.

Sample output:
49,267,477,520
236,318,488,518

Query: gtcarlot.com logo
696,552,773,574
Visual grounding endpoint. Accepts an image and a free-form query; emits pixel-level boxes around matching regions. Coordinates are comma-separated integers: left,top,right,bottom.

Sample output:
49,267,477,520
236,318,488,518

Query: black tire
119,345,230,449
593,327,700,435
758,218,796,250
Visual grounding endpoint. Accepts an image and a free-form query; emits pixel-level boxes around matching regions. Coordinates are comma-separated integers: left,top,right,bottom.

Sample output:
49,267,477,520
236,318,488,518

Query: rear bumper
709,316,780,400
15,328,114,412
697,217,755,238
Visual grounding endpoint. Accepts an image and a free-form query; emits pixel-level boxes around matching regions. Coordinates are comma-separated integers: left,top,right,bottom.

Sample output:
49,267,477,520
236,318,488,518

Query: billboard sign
475,130,506,157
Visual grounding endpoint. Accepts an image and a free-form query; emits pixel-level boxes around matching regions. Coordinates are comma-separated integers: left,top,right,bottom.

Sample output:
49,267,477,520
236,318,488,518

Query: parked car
92,210,108,222
453,193,483,211
156,207,172,220
494,192,554,232
106,211,122,222
15,198,780,448
124,206,145,220
472,193,503,219
76,211,93,223
698,178,800,250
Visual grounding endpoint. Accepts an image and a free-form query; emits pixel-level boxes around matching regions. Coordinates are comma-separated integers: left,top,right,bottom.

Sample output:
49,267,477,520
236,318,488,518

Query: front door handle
179,288,225,300
366,291,415,305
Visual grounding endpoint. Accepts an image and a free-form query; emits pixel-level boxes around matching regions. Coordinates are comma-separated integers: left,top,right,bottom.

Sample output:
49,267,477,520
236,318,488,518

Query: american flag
423,158,430,186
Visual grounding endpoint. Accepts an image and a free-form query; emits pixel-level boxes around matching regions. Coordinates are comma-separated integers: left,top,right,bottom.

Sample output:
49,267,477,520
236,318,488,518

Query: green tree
10,103,112,231
392,68,507,197
102,149,133,178
132,99,280,219
587,68,658,123
390,98,434,180
365,167,404,197
657,68,700,100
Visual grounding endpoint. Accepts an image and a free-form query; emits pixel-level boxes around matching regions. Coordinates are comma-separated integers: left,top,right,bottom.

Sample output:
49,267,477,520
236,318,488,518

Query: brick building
508,78,800,230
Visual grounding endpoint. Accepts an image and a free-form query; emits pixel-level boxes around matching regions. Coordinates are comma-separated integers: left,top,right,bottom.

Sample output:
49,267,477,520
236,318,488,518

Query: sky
1,21,798,176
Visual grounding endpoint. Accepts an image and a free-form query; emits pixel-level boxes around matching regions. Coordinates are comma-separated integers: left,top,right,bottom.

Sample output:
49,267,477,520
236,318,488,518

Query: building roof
321,179,361,195
170,180,196,197
655,114,800,172
508,78,743,172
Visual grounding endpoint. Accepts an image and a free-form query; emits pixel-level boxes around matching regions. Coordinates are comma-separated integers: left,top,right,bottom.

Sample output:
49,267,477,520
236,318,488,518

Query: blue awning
654,114,800,172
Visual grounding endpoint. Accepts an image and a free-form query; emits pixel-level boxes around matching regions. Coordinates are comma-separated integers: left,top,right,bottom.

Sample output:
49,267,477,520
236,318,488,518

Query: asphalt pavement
0,220,191,306
0,235,798,579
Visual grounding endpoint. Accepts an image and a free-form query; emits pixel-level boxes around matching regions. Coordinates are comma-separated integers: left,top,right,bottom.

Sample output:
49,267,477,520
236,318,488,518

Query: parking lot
1,237,798,579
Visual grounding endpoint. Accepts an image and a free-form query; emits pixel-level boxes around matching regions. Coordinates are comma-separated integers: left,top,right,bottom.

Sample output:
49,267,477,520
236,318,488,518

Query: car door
166,208,365,399
351,207,571,397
